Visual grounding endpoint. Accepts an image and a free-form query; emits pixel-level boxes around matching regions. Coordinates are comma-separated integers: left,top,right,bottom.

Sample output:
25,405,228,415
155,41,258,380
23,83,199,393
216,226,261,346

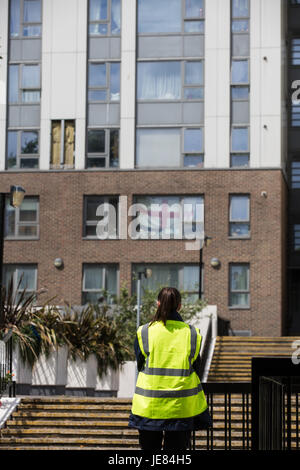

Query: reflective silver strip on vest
140,322,198,377
189,325,197,366
135,384,203,398
142,367,193,377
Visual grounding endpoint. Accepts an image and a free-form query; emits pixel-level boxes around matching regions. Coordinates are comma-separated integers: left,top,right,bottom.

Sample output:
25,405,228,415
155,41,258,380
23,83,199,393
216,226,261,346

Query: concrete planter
31,346,68,395
66,354,98,396
95,364,119,397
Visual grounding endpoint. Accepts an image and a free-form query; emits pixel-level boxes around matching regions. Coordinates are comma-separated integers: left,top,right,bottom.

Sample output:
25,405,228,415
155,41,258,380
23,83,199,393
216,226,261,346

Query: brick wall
0,168,287,336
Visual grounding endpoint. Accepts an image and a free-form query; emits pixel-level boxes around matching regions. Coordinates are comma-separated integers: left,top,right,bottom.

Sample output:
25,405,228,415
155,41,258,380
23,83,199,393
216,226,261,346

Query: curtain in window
64,121,75,166
84,265,103,290
51,122,61,166
139,265,179,293
183,266,199,292
137,62,181,100
231,265,248,291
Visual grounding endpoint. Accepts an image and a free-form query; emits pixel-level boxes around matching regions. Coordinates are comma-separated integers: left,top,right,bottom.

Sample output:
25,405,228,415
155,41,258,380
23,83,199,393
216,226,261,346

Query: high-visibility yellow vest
131,320,208,419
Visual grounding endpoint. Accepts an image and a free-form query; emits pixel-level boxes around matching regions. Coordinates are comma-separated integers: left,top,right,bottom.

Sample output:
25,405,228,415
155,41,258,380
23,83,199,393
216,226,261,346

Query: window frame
88,0,121,37
137,0,205,36
291,160,300,189
83,194,120,239
82,263,119,304
132,194,204,240
230,0,250,168
229,193,250,238
9,0,42,39
50,119,75,169
6,128,39,169
136,59,204,103
88,61,121,103
132,262,204,300
135,126,204,169
3,263,38,303
86,127,119,168
229,262,250,309
8,62,41,104
4,195,39,240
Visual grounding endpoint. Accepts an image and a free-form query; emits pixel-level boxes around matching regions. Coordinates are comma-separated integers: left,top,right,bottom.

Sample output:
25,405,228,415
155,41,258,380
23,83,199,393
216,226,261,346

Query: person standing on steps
128,286,212,451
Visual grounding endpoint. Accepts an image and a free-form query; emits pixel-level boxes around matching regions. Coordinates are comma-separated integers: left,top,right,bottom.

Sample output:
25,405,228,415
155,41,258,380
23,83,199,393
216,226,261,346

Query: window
138,0,204,34
232,0,249,19
9,63,41,104
89,0,121,36
88,62,120,102
10,0,42,38
82,264,118,304
231,60,249,84
87,128,119,168
132,263,203,302
6,130,39,169
291,38,300,65
83,195,119,238
291,161,300,188
136,127,204,168
294,225,300,251
229,195,250,237
5,196,39,239
231,127,249,152
51,120,75,168
3,264,37,303
137,61,203,101
136,128,181,167
184,128,204,167
291,103,300,127
229,263,250,307
132,195,204,239
230,0,250,168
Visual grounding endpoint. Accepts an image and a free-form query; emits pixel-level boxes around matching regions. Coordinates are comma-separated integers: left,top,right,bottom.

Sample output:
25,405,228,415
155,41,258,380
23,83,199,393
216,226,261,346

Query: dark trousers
138,429,191,451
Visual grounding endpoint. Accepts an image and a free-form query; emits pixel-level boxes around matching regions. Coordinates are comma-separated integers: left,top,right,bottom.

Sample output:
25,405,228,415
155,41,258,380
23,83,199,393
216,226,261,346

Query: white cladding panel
40,0,87,169
0,0,9,171
250,0,284,168
204,0,230,168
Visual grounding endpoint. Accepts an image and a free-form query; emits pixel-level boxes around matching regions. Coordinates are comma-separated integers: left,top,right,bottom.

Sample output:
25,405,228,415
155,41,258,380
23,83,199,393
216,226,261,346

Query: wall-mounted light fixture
211,258,221,269
54,258,64,269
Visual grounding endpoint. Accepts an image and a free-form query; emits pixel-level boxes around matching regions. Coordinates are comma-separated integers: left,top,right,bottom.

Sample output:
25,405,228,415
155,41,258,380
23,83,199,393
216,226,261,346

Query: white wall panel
40,0,87,170
250,0,283,168
0,0,8,170
204,0,230,168
119,0,136,169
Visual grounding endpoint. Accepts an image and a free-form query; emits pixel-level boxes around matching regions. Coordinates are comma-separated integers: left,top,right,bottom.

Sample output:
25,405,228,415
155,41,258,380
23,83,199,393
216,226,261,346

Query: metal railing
252,357,300,451
189,382,252,450
0,334,15,398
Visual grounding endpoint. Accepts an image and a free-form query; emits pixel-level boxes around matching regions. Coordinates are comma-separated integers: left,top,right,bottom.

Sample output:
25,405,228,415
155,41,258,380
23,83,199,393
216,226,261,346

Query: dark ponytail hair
150,287,181,326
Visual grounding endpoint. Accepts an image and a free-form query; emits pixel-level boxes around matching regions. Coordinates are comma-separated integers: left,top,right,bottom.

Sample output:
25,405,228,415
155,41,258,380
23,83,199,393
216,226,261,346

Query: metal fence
0,335,15,398
252,357,300,451
189,382,252,450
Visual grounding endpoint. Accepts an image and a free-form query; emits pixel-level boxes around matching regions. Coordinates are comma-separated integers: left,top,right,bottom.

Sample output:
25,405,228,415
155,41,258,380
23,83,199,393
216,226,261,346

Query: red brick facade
0,168,288,336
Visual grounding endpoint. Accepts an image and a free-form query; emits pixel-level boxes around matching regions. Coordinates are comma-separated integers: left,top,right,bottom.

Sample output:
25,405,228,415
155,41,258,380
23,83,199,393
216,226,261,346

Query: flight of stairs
1,336,299,450
0,397,139,450
208,336,300,382
0,395,249,450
